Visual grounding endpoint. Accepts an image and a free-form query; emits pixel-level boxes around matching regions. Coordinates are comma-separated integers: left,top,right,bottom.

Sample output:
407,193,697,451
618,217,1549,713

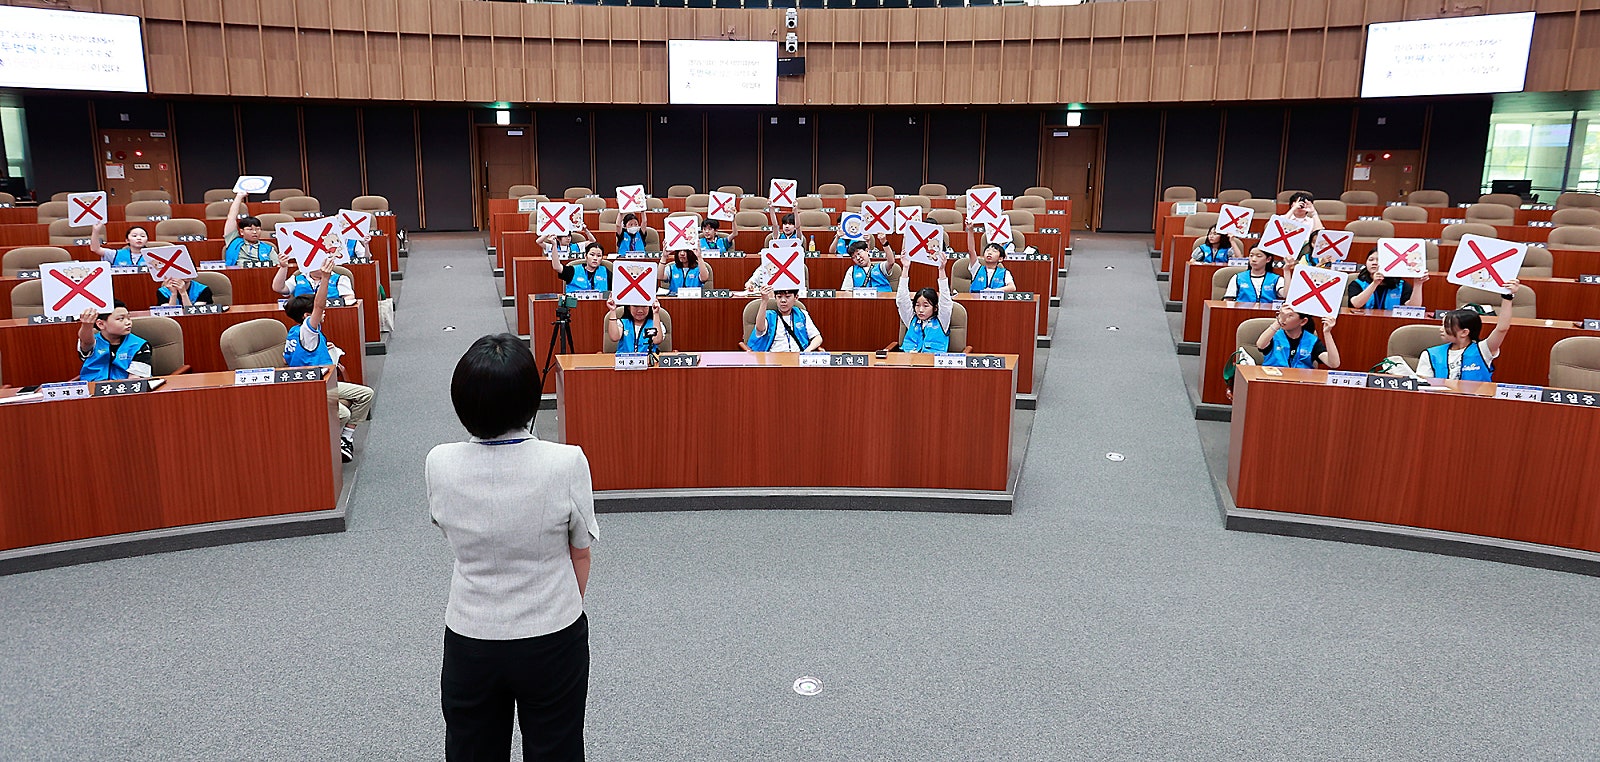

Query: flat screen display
1361,12,1534,98
668,40,777,106
0,6,148,93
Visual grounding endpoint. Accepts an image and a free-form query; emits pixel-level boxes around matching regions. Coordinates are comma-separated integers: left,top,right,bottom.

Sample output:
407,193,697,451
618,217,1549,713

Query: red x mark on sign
1262,220,1303,255
618,187,644,210
1381,242,1419,272
71,197,104,225
665,219,696,249
146,249,193,280
538,209,565,235
1291,270,1338,313
1220,207,1249,233
615,265,653,303
969,191,999,221
1458,240,1517,288
766,250,802,287
906,226,941,259
292,222,337,264
710,195,734,219
1315,233,1350,261
863,204,893,233
49,268,107,312
770,181,795,207
338,212,368,237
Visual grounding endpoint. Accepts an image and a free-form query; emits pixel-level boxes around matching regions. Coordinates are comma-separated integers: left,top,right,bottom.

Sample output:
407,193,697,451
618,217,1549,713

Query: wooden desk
0,303,366,387
556,351,1015,493
0,263,382,343
511,252,1056,337
1197,300,1594,406
529,291,1039,394
0,370,341,557
1228,366,1600,555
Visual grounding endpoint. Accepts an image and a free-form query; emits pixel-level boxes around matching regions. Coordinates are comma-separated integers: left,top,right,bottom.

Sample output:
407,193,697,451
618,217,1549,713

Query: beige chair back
269,188,304,201
563,187,594,199
130,316,185,375
48,219,92,245
733,210,766,230
1003,209,1035,232
257,213,295,229
1382,205,1429,223
9,279,44,318
1478,193,1523,208
1441,223,1497,243
1549,337,1600,392
1023,186,1053,199
918,183,948,197
1313,200,1347,221
1242,198,1276,216
1012,195,1048,213
577,197,606,212
351,195,390,212
1551,208,1600,228
739,196,769,212
154,218,207,239
845,193,875,212
1183,213,1220,237
601,306,674,353
926,208,963,232
1456,285,1535,318
715,185,743,197
666,184,695,198
3,246,73,276
817,183,848,197
1555,192,1600,210
1406,189,1450,207
1276,190,1311,204
597,208,619,227
1548,226,1600,250
1386,325,1439,370
1465,203,1515,226
1235,318,1276,364
1164,186,1198,202
0,191,16,204
795,197,824,211
797,210,831,230
203,189,236,203
508,184,539,199
1340,190,1379,205
867,185,895,199
277,196,321,216
131,190,172,202
685,193,711,215
220,319,288,369
1212,266,1247,300
50,192,70,202
124,200,173,221
1344,220,1394,241
900,195,933,212
196,271,234,306
1217,189,1252,204
36,201,68,223
1521,245,1553,279
205,201,234,219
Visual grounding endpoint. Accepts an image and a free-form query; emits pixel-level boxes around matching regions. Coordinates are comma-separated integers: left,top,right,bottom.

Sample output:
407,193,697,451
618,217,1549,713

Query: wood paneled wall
23,0,1600,105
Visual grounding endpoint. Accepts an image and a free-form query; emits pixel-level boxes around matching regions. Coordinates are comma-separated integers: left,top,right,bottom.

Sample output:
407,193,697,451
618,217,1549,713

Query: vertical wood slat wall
33,0,1600,105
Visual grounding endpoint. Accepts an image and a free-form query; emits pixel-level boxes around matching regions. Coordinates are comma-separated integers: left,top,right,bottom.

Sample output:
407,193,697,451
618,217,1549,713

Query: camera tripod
539,307,576,385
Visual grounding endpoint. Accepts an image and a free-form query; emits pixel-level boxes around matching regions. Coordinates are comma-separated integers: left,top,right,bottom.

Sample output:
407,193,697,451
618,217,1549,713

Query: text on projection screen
1361,12,1534,98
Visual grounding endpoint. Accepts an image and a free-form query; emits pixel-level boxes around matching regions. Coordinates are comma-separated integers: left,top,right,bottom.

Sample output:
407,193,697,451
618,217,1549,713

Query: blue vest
1234,270,1281,303
833,237,861,256
224,237,273,266
1424,342,1493,382
668,264,702,295
849,264,891,292
698,236,729,253
344,239,365,259
566,264,609,293
157,280,209,304
617,230,649,254
79,333,149,381
901,316,950,353
284,324,334,367
290,271,345,299
746,308,812,352
1195,243,1232,264
1263,329,1319,369
109,248,144,267
617,317,655,354
970,264,1009,292
1354,277,1404,310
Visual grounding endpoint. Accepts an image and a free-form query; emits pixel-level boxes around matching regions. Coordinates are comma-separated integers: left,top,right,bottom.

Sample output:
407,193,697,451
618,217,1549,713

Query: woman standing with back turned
426,334,598,761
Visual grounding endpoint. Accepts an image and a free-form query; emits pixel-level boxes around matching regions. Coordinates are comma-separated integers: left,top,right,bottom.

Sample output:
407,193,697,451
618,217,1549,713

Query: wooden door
478,125,534,228
1348,149,1422,205
98,129,177,203
1038,126,1099,230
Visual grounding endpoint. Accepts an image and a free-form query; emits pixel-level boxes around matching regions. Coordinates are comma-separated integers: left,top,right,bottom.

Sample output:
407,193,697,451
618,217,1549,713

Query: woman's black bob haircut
451,333,540,439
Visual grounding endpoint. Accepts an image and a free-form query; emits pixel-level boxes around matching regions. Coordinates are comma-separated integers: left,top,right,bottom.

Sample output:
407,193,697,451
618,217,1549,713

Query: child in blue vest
76,300,152,381
698,219,732,254
89,223,151,267
1190,226,1238,264
1224,250,1282,303
614,213,651,257
157,277,214,307
895,250,954,353
604,297,666,354
1254,306,1340,369
283,258,374,463
539,228,594,258
964,241,1016,293
840,240,893,292
764,211,800,249
1415,281,1520,381
222,191,278,266
1346,251,1426,310
272,237,355,302
658,248,709,295
747,285,823,352
550,243,611,294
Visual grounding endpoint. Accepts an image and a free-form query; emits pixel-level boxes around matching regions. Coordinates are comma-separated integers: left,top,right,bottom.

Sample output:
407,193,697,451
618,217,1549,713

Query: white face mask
626,226,640,234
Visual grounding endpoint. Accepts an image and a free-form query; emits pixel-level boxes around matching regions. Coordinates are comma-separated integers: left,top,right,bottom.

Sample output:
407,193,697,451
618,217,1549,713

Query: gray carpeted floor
3,233,1599,761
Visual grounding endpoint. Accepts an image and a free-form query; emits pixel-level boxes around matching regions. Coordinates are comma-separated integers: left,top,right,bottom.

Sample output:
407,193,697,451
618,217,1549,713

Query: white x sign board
616,185,647,214
1448,234,1526,295
1284,265,1350,319
275,218,341,274
664,216,699,250
67,191,107,227
41,261,114,318
612,261,659,306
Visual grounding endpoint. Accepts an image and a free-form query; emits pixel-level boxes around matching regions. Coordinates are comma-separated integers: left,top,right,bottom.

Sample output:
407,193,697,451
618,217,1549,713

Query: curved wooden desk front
555,352,1016,497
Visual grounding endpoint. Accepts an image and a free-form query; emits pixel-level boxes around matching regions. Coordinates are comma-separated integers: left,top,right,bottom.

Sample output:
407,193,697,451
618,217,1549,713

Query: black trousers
442,613,589,762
